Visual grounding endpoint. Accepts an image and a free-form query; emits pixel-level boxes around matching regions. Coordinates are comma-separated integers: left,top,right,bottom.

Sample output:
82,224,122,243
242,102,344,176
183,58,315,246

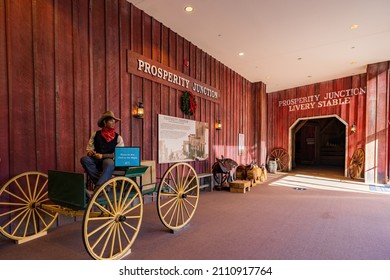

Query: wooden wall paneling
228,70,236,161
210,56,215,89
348,76,357,156
105,0,120,116
266,92,273,155
269,92,277,155
90,0,106,128
200,51,206,84
8,0,36,174
205,53,211,86
375,62,389,182
211,59,219,168
239,79,245,164
168,29,177,70
216,64,225,159
141,10,152,161
160,25,169,66
228,70,234,159
142,79,152,160
32,0,56,173
230,70,235,159
55,0,75,171
251,83,258,164
260,82,268,164
72,0,89,172
255,82,261,164
152,18,161,63
339,78,348,122
388,68,390,179
142,11,152,59
0,0,9,182
357,74,367,149
176,34,184,74
150,81,160,162
195,47,201,84
246,80,251,164
188,43,195,78
119,0,131,144
223,68,229,158
130,4,142,54
365,64,378,183
235,74,241,161
282,88,290,150
157,85,169,177
182,38,190,76
151,18,161,166
131,75,143,146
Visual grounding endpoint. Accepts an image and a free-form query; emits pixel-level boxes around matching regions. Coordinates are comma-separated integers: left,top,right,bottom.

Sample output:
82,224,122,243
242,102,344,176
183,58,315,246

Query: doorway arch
288,115,348,177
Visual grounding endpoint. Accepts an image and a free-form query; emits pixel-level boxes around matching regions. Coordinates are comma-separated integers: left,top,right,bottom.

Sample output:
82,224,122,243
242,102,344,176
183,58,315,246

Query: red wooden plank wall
267,74,368,176
366,61,390,183
0,0,266,184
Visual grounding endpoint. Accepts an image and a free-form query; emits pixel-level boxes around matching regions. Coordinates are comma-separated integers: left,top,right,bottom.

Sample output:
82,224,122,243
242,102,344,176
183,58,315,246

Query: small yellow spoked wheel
82,176,143,260
0,172,58,240
157,162,199,231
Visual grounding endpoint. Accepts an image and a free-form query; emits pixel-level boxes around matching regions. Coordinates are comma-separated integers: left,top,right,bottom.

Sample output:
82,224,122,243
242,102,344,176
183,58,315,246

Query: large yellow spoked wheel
82,176,143,260
0,172,58,240
157,162,199,231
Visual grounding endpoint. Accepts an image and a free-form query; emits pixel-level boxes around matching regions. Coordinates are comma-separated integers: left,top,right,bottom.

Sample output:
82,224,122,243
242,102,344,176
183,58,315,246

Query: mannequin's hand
95,153,103,160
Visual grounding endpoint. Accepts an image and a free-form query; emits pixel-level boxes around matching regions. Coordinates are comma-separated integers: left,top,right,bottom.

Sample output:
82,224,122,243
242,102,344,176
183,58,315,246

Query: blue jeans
80,156,115,187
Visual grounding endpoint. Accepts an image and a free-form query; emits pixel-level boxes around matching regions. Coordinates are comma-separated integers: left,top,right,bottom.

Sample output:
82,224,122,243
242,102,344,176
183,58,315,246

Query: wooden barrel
268,160,277,173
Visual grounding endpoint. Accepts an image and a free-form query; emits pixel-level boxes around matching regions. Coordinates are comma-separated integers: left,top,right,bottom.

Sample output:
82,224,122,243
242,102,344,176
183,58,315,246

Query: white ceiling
126,0,390,93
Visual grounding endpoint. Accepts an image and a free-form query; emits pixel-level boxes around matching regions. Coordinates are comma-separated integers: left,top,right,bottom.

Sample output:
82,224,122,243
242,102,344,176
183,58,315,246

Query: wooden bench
197,173,214,192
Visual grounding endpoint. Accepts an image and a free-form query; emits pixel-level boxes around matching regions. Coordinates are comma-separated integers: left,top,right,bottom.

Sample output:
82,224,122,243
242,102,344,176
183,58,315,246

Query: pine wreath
181,91,197,115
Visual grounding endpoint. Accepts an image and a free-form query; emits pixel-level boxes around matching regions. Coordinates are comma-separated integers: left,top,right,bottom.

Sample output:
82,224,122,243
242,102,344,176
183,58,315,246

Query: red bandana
101,127,115,142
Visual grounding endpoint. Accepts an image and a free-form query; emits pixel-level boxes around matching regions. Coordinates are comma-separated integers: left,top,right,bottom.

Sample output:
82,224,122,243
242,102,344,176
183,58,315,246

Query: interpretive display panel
158,114,209,163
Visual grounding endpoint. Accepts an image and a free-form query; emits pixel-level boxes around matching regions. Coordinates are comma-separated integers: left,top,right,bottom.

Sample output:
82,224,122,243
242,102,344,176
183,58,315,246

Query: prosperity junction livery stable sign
278,87,366,112
127,50,219,101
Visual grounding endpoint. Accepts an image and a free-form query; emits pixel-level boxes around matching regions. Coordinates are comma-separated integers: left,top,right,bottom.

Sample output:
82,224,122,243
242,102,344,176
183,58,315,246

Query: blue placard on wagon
114,146,141,167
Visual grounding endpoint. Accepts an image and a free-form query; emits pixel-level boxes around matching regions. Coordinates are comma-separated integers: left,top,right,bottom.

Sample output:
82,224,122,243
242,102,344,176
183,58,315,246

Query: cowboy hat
97,111,121,127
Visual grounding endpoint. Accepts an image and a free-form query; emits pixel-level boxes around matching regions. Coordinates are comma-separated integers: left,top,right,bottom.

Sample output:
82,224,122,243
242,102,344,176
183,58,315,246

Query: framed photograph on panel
238,133,244,155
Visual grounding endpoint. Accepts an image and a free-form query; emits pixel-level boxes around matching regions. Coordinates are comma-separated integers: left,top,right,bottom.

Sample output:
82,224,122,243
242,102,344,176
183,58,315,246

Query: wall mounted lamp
351,123,357,134
215,119,222,130
133,101,144,119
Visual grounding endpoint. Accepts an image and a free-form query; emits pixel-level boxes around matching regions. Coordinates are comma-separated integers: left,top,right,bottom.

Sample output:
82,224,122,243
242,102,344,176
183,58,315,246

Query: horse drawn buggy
0,161,200,260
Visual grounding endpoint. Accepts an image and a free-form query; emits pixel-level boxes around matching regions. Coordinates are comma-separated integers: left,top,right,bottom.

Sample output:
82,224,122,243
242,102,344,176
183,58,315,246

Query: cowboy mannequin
80,111,124,196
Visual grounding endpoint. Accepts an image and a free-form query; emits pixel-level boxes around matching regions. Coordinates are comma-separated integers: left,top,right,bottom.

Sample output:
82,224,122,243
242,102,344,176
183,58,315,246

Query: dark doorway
292,117,346,172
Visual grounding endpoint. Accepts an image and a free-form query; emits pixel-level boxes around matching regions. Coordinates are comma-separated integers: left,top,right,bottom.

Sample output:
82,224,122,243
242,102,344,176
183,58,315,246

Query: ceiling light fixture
239,52,244,56
350,24,359,30
185,6,193,12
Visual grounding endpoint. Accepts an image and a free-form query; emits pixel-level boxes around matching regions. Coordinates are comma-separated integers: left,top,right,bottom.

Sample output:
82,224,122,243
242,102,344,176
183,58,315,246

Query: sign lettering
127,50,219,101
278,87,366,112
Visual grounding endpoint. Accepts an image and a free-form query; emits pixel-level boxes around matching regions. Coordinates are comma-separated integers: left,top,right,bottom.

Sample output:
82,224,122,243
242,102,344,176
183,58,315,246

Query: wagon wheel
348,148,365,179
157,162,199,231
267,148,289,171
212,162,228,186
0,172,58,241
83,176,143,260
